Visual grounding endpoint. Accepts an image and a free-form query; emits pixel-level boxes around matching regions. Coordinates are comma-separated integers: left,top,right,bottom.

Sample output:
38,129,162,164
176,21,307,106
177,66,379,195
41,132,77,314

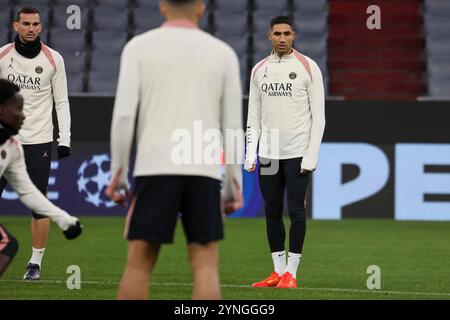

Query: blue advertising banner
2,142,450,221
2,99,450,220
0,142,265,217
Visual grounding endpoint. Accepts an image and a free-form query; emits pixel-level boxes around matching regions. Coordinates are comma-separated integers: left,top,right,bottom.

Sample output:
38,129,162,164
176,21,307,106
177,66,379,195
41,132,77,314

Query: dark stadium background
1,0,449,302
1,0,449,221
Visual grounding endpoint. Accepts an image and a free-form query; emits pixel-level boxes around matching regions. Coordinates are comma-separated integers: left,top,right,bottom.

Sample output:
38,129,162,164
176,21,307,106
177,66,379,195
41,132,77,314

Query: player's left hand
57,146,71,160
105,168,131,208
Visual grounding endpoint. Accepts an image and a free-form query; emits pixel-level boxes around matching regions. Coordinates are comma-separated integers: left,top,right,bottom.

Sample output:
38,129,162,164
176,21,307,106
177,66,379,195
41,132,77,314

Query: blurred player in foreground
245,16,325,289
106,0,243,300
0,79,81,278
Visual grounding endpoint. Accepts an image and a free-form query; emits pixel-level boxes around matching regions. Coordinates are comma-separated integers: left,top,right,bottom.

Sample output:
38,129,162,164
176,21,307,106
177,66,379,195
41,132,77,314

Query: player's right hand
221,178,243,215
105,168,131,208
244,161,256,172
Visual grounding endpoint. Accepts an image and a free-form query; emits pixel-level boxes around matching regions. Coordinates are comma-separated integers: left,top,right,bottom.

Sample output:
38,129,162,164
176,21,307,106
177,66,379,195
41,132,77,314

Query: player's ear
159,1,168,19
196,1,206,19
13,21,19,32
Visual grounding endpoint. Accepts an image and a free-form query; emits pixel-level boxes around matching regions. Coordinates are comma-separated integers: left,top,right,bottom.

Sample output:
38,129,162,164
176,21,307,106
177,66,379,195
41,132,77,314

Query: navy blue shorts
126,175,223,245
0,142,52,219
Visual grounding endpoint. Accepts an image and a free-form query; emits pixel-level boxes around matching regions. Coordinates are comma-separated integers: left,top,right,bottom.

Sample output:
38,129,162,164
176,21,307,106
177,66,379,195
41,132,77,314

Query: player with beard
245,16,325,289
0,6,72,280
0,79,81,278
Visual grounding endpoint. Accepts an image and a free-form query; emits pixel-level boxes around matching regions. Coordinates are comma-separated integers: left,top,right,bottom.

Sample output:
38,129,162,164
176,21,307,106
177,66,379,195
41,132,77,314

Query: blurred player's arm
52,53,72,158
0,224,19,277
106,40,140,203
301,59,325,172
221,49,244,214
3,142,78,231
244,67,262,172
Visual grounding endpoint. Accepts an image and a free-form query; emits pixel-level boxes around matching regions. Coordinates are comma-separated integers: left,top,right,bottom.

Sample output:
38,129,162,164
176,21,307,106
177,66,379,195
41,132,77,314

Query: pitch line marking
1,279,449,297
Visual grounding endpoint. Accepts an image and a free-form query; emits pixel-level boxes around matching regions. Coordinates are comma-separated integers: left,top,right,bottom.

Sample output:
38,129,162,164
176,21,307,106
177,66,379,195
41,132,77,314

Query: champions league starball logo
77,154,117,208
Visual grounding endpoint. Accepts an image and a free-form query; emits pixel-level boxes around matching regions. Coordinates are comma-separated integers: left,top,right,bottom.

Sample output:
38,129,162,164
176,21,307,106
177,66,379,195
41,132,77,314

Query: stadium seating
0,10,11,28
132,9,165,35
328,0,425,100
0,6,11,43
87,70,119,94
424,0,450,99
292,0,327,15
219,36,249,55
292,1,328,86
294,18,327,38
52,0,90,6
91,31,128,55
253,0,290,12
63,52,86,74
212,1,251,89
50,28,86,56
214,13,248,36
0,0,331,95
214,0,249,13
66,73,85,93
92,8,130,32
52,5,89,30
0,28,9,46
15,0,49,6
134,0,159,10
89,51,121,73
96,0,130,11
0,2,446,105
0,0,11,6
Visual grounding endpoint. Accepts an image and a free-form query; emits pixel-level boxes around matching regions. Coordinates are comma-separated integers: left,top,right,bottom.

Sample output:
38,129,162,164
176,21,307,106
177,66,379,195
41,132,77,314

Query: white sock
286,252,302,279
271,251,286,276
29,247,46,268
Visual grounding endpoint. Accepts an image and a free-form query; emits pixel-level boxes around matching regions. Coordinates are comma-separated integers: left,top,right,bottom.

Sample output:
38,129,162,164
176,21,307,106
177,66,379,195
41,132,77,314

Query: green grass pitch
0,216,449,300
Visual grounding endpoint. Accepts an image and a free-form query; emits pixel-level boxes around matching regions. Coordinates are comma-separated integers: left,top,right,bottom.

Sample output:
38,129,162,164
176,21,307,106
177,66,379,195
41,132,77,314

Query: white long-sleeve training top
0,43,71,147
0,136,76,230
111,20,243,192
245,49,325,171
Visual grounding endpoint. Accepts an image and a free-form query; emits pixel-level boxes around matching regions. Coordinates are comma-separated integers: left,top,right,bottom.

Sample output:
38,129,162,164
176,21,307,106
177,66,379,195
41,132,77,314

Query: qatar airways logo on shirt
7,74,41,91
261,82,293,97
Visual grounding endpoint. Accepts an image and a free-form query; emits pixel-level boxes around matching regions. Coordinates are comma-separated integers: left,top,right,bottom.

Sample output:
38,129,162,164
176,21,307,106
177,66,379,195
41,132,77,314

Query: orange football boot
275,272,297,288
251,272,282,288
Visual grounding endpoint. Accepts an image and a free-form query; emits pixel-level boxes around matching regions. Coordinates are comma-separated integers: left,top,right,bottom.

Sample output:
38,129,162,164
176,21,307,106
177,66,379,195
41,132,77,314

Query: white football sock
286,252,302,279
271,251,286,276
29,247,46,268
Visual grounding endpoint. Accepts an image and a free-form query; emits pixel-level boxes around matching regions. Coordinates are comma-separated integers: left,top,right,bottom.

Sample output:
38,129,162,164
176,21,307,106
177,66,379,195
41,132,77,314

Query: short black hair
270,16,293,29
0,79,20,106
15,6,41,22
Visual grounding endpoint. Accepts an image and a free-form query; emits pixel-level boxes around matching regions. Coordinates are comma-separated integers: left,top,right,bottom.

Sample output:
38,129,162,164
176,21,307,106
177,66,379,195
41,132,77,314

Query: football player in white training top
0,79,81,279
246,16,325,289
0,6,72,280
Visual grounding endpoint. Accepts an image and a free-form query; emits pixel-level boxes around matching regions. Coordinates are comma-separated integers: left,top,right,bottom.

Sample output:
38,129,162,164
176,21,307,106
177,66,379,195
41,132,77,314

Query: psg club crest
289,72,297,80
35,66,43,74
1,150,6,159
